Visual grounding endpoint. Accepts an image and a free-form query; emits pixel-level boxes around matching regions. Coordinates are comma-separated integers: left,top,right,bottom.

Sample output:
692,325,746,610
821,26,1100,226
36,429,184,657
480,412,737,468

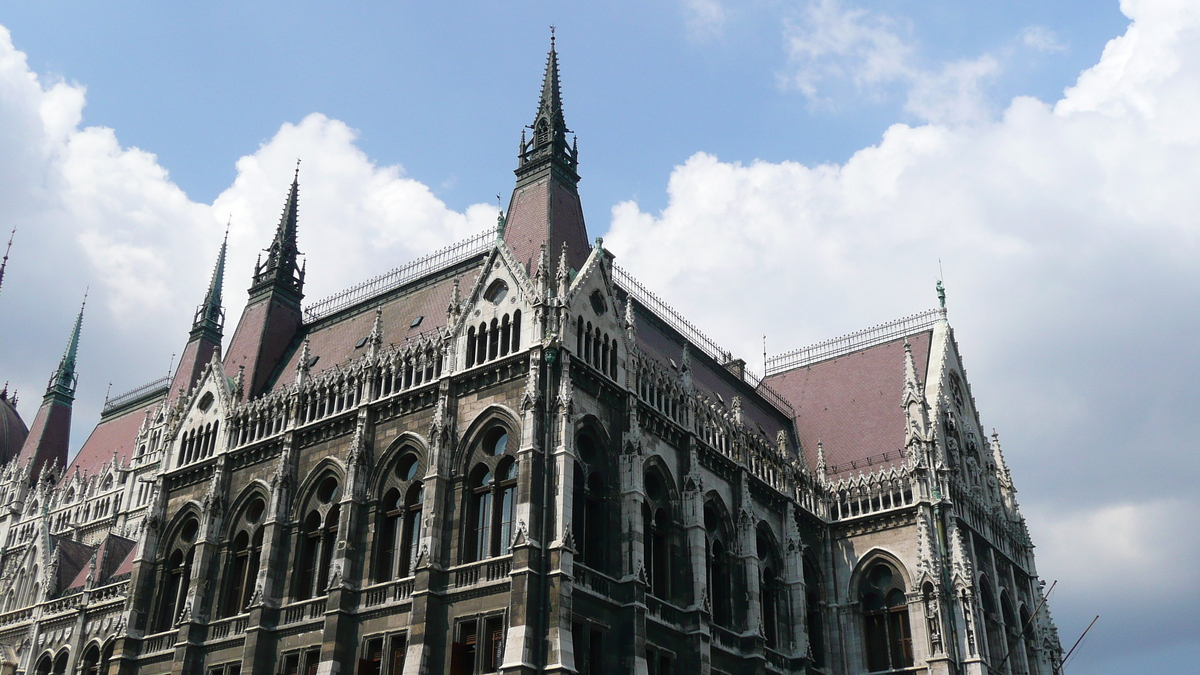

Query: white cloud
1020,26,1068,54
607,4,1200,654
682,0,727,42
782,0,914,101
0,25,491,436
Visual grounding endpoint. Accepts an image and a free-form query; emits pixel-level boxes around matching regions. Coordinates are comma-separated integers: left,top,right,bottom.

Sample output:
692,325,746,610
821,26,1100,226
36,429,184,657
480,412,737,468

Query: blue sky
2,1,1125,219
0,2,1196,673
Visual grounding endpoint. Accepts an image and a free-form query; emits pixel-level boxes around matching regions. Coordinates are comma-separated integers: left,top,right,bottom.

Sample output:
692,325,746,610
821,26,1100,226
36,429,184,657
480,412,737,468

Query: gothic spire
517,33,578,176
47,292,86,405
0,227,13,296
251,164,304,301
192,229,227,341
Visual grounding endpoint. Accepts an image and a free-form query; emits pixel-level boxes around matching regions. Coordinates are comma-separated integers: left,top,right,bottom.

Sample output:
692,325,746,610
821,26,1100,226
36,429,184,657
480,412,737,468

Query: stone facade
0,40,1062,675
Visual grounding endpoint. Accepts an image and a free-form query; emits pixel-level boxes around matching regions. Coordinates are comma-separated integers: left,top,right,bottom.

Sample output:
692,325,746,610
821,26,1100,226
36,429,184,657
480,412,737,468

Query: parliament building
0,40,1062,675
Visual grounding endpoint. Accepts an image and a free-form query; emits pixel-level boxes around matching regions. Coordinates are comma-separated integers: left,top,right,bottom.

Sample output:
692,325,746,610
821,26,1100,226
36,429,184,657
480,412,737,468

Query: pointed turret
902,337,931,451
504,34,591,281
18,294,86,478
169,235,229,402
224,170,308,400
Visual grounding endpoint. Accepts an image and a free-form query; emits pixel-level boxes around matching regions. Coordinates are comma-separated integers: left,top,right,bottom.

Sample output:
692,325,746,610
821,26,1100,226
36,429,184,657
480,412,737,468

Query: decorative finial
295,158,301,180
936,279,946,309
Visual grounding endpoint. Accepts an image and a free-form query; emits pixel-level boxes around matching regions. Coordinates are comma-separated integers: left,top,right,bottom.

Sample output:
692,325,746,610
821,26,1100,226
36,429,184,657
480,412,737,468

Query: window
704,503,733,628
645,647,673,675
643,471,675,601
484,279,508,304
295,477,341,600
758,528,789,650
223,497,265,617
572,623,604,675
860,561,913,672
467,312,521,369
467,461,518,561
207,664,241,675
358,637,384,675
154,518,198,632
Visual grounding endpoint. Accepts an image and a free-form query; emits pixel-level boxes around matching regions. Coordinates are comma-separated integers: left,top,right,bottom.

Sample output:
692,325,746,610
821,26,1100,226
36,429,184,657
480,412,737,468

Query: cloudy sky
0,1,1195,671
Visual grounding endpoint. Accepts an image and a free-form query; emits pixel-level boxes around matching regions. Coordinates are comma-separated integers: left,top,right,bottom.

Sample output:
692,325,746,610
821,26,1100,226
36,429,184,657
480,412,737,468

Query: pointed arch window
295,477,341,600
154,518,198,632
860,561,913,671
222,496,266,617
757,528,789,650
704,503,733,628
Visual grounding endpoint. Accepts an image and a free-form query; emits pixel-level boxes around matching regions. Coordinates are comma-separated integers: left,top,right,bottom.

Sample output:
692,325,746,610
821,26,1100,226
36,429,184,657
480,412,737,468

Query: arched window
154,518,198,632
295,476,341,600
859,560,913,671
643,471,674,601
52,651,67,675
511,310,522,352
222,496,266,617
34,654,51,675
758,528,788,650
704,502,733,628
980,577,1004,665
401,483,424,576
80,644,101,675
467,327,477,368
467,460,518,562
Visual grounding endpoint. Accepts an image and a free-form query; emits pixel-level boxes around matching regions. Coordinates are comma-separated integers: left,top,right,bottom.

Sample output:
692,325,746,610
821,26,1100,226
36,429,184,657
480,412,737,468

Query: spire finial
193,230,228,338
47,290,87,402
253,171,304,297
0,227,14,296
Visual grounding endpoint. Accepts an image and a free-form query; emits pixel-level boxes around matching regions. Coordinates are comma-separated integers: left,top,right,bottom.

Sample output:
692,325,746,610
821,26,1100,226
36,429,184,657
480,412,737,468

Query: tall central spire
505,33,590,281
251,164,304,303
517,32,578,182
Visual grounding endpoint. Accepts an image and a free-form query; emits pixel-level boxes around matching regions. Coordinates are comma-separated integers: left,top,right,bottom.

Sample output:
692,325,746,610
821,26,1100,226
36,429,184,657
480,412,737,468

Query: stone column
240,433,297,675
618,404,648,675
171,464,227,675
682,452,712,675
501,346,548,675
782,503,806,658
543,359,576,675
404,380,455,675
319,408,373,675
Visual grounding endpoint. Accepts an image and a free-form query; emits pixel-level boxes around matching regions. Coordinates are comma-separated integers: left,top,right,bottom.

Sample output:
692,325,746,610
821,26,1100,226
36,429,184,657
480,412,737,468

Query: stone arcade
0,40,1062,675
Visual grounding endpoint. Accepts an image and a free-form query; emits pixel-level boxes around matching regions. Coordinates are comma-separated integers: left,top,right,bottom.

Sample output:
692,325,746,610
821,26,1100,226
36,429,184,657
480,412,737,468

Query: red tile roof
503,176,591,279
764,331,932,479
64,534,136,591
270,266,482,390
17,399,71,476
634,308,790,445
65,397,161,483
0,395,26,465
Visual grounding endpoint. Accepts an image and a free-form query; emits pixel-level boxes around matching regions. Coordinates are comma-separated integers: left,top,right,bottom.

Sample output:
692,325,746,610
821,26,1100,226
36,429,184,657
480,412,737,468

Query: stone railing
827,469,916,522
281,597,327,625
0,607,33,627
451,557,512,589
645,595,683,628
142,629,177,655
207,615,248,641
90,580,130,604
42,593,83,616
362,577,415,608
573,564,616,600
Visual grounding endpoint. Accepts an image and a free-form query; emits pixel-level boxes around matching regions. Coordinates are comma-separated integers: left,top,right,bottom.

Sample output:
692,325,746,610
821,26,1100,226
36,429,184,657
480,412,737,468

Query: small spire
447,277,462,320
535,243,550,297
192,230,228,339
0,227,13,296
369,307,384,358
46,291,87,403
557,242,570,290
816,440,828,483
